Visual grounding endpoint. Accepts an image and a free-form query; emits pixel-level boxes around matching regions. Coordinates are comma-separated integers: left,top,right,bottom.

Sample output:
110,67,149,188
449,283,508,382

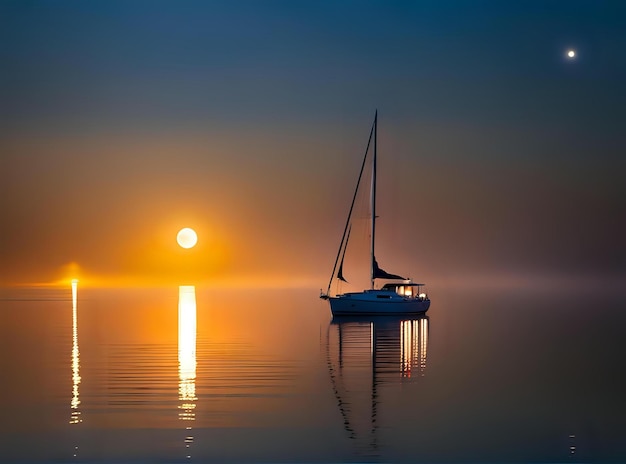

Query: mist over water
0,282,624,462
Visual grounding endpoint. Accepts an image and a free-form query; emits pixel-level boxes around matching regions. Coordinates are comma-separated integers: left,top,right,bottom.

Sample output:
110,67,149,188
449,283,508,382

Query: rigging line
325,113,377,296
336,225,351,283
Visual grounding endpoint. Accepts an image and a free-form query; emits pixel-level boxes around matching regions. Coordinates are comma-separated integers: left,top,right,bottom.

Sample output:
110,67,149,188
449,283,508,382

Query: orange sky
2,121,623,289
1,128,340,286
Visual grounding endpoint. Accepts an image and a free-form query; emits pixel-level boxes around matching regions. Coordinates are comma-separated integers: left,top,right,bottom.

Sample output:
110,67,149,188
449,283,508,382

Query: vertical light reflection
400,318,429,378
420,318,428,371
178,285,197,459
70,279,82,425
401,320,411,377
178,285,197,422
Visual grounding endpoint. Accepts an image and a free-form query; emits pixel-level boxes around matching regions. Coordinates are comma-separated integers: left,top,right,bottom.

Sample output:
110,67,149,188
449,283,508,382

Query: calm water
0,284,624,463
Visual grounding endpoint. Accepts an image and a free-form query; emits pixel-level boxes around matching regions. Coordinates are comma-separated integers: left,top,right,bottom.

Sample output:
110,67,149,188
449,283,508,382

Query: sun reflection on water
70,279,81,425
178,285,197,459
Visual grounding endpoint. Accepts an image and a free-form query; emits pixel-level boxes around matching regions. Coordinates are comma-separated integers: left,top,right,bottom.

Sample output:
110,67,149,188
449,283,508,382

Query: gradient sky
1,0,624,287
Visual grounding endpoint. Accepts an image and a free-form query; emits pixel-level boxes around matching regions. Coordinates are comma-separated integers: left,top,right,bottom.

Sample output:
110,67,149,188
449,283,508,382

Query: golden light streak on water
178,285,197,459
400,318,429,378
178,286,197,423
420,318,428,371
70,279,81,424
401,320,411,377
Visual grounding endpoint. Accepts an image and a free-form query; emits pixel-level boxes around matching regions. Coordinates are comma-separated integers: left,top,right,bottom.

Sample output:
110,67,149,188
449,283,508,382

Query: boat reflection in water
178,285,197,459
326,315,429,458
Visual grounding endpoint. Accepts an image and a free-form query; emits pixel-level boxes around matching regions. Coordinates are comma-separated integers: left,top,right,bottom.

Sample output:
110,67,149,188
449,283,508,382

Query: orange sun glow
177,228,198,249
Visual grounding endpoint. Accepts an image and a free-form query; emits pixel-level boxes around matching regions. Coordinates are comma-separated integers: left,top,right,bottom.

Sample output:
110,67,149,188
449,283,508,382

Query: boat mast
370,110,377,290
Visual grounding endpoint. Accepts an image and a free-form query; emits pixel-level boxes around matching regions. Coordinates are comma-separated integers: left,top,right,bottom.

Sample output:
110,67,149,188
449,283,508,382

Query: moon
566,49,576,59
177,228,198,249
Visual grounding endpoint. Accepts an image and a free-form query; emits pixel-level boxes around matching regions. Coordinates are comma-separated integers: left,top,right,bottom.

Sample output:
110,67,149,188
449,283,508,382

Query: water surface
0,284,624,462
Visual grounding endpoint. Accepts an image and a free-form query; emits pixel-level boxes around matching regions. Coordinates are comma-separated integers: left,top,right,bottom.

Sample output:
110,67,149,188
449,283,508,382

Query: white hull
329,290,430,316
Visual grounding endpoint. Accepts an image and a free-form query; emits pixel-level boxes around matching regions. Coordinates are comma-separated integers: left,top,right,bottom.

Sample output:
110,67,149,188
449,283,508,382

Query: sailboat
320,111,431,316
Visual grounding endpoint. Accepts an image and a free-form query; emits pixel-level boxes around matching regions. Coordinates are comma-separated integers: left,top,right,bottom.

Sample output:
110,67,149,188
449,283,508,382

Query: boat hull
329,292,430,316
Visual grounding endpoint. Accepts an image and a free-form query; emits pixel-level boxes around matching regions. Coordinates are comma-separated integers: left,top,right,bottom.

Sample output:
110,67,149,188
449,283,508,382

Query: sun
177,228,198,249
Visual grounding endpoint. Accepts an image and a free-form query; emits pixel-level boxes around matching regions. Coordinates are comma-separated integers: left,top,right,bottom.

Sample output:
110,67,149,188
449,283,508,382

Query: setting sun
177,228,198,249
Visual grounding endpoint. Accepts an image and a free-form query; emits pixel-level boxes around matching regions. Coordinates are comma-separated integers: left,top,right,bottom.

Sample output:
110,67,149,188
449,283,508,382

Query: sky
1,0,624,288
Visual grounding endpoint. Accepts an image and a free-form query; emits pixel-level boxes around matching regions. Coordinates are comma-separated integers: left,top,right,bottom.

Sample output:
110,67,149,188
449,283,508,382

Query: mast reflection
326,315,429,457
178,285,197,459
70,279,82,425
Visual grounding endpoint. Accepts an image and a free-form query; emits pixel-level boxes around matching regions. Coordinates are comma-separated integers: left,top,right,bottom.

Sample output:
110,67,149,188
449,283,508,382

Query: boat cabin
381,282,427,300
